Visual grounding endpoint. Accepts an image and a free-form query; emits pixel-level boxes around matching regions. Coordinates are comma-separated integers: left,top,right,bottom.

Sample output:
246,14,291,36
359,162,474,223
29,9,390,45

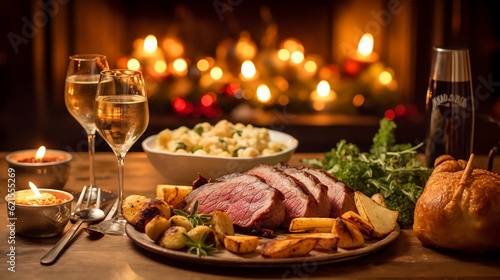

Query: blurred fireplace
2,0,499,153
39,0,419,117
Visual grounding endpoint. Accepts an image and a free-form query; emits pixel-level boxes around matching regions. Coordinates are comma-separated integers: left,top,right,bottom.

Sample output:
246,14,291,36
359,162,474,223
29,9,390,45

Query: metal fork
40,186,105,265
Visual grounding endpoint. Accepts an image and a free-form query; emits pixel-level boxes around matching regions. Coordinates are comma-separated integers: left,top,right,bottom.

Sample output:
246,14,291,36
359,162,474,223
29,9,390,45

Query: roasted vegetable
122,195,171,232
187,225,216,246
158,226,187,250
156,184,193,207
212,210,235,245
223,235,259,254
331,218,364,249
286,233,338,252
122,195,148,226
341,210,374,238
260,238,318,258
288,217,335,233
145,215,171,242
355,191,398,238
169,215,193,232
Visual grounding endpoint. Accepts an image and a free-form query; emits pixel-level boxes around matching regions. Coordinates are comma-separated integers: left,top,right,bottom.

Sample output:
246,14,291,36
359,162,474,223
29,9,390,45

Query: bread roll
413,154,500,254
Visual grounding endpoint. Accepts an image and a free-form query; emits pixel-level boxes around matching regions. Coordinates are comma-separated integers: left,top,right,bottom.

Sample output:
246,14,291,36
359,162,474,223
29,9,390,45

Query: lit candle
17,182,66,206
310,80,337,111
344,33,379,76
5,147,72,190
240,60,258,81
256,84,272,103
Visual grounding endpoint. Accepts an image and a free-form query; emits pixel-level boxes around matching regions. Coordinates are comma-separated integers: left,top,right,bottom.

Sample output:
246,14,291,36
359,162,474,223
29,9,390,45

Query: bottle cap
430,46,471,82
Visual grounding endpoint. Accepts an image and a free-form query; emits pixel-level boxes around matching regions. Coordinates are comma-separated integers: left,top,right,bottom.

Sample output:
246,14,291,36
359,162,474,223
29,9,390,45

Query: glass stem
88,132,96,188
116,154,125,219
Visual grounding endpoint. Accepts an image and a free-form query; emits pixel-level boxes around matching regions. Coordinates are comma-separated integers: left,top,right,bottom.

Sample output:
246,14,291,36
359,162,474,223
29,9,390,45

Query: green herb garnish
175,142,187,151
302,118,432,228
173,201,214,227
232,146,247,157
183,231,217,257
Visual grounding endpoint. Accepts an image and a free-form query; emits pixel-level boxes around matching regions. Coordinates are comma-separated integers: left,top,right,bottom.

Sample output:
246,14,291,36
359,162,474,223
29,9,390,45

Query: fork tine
95,188,102,209
84,185,94,208
73,185,87,214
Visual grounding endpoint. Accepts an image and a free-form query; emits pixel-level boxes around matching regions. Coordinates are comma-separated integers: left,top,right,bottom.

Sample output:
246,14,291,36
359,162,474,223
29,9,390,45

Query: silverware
40,186,105,265
84,197,119,238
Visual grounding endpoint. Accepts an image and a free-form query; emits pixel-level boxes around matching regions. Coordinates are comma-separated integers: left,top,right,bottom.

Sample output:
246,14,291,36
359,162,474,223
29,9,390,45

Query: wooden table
1,152,499,279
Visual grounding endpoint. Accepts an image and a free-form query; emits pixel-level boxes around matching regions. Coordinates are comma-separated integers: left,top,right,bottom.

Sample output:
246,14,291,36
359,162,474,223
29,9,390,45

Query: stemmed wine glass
94,69,149,235
65,54,109,192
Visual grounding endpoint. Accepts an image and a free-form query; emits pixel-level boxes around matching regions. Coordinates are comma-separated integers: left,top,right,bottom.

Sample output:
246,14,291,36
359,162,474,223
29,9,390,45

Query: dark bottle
425,47,475,167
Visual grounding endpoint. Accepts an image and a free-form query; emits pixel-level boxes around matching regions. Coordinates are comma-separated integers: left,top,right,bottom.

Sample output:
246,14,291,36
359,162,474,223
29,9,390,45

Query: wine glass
94,69,149,235
65,54,109,192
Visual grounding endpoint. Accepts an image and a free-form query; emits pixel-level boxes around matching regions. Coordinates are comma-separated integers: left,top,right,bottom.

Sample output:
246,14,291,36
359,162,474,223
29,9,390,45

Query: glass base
101,216,127,236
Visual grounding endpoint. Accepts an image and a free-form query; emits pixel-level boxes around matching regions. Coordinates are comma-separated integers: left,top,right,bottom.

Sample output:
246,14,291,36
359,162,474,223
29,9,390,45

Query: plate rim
126,223,400,268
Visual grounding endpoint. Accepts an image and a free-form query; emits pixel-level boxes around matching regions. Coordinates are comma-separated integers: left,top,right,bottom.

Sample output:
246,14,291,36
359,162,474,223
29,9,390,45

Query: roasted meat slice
247,164,323,226
300,167,357,218
184,173,286,235
277,163,331,218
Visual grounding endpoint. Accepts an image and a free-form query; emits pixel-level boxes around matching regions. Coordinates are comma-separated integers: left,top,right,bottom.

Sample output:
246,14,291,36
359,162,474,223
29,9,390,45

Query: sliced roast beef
247,164,323,226
184,173,285,235
276,163,331,218
300,167,357,218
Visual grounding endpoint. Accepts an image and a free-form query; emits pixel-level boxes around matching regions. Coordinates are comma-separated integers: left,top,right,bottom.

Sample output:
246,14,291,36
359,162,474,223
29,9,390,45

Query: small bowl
142,129,298,185
5,189,74,238
5,149,72,190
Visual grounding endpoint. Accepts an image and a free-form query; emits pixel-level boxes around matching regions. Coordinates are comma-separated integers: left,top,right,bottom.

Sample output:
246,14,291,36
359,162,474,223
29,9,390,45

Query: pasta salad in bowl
142,120,298,185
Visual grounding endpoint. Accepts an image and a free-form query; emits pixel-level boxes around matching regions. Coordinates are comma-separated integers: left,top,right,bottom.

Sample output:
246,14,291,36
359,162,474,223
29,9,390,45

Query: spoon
40,196,106,265
84,198,119,238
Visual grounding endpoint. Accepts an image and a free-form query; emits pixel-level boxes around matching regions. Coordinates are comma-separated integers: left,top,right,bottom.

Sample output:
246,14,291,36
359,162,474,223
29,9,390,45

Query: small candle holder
4,189,74,238
5,149,73,190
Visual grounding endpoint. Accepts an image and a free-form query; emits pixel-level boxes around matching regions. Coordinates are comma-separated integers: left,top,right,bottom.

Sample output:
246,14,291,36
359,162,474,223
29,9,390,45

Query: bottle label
432,93,468,110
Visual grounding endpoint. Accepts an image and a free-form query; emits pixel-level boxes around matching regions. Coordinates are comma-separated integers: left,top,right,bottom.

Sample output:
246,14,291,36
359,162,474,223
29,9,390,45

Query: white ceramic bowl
142,130,299,185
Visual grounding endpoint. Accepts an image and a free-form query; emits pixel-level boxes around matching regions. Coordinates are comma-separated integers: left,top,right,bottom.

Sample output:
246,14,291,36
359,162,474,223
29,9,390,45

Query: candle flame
144,35,158,53
29,182,42,197
241,60,256,79
35,146,46,162
357,33,374,56
317,80,331,97
256,84,271,103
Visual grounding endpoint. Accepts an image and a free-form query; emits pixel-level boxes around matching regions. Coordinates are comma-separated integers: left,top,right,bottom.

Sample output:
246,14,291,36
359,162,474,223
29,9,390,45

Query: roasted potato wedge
341,210,374,238
156,184,193,208
122,195,148,226
223,235,259,254
286,233,338,252
331,218,364,249
354,191,398,238
260,238,318,258
158,226,187,250
371,193,387,207
288,217,335,233
212,210,235,245
169,215,193,232
145,215,171,242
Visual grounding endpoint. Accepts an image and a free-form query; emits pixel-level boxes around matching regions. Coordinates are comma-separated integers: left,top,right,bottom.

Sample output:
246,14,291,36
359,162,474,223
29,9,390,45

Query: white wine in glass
95,69,149,235
65,54,109,190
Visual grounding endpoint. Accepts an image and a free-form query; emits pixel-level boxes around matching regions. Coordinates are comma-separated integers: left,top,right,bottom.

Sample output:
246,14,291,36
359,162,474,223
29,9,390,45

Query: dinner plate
126,224,400,267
